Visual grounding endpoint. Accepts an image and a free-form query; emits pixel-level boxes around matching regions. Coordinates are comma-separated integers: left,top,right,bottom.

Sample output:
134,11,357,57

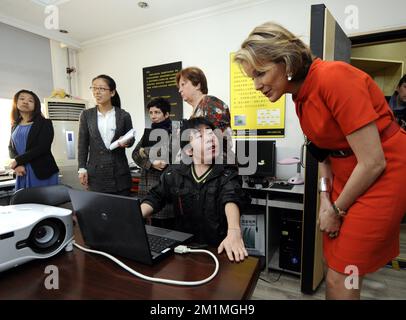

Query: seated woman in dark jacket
140,117,249,262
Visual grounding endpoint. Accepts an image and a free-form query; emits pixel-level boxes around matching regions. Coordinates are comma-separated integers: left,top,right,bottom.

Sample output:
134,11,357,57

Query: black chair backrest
9,185,71,206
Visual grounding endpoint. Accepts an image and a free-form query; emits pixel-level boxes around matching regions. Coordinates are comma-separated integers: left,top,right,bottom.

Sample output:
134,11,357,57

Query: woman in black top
8,90,59,190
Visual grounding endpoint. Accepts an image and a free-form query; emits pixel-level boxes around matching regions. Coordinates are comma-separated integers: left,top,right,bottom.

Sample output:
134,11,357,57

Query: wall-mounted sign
143,61,183,126
230,53,285,138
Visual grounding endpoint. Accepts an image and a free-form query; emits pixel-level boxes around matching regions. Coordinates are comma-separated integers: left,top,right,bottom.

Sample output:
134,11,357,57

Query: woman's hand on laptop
218,228,249,262
140,202,153,218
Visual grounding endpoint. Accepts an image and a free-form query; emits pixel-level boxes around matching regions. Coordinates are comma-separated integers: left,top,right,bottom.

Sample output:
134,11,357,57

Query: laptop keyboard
147,234,178,253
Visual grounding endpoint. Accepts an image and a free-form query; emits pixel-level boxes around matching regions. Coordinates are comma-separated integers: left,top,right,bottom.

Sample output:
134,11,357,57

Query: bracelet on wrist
332,202,347,217
318,177,332,193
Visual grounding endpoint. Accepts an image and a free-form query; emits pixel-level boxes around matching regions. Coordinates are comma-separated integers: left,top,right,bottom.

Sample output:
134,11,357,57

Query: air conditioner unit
43,98,87,122
43,98,88,189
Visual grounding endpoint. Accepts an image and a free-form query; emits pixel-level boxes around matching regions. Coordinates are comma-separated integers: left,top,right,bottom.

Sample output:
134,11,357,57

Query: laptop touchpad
148,226,171,236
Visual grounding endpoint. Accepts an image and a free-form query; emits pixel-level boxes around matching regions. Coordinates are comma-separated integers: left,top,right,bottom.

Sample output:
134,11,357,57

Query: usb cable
73,242,219,286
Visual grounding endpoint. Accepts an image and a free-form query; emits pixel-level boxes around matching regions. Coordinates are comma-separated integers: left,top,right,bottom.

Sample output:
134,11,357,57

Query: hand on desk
218,228,248,262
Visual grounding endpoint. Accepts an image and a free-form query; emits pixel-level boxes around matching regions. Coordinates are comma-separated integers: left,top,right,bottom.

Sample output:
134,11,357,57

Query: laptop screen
69,189,154,263
68,189,193,265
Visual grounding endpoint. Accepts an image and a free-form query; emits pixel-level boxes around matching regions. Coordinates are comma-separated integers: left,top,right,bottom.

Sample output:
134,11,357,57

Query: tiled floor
251,224,406,300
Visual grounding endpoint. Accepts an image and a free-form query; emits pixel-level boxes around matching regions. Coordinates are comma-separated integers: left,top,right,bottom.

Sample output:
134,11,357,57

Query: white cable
73,242,219,286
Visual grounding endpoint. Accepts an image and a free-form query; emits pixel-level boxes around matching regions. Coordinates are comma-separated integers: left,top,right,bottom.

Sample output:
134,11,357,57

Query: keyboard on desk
270,182,294,190
147,233,178,253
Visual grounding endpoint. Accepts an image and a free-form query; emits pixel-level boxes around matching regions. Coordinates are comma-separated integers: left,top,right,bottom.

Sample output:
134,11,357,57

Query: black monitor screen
235,140,276,177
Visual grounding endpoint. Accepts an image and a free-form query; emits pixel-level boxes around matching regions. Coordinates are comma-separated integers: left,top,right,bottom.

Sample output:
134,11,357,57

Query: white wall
76,0,406,179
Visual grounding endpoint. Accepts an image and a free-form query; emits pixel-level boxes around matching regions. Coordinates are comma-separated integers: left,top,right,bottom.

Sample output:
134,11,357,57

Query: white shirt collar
97,107,115,117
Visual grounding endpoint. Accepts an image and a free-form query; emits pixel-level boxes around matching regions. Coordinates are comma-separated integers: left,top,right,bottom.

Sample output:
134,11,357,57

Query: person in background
176,67,234,165
8,90,59,190
78,74,134,196
234,21,406,299
132,97,174,228
388,74,406,128
140,117,249,262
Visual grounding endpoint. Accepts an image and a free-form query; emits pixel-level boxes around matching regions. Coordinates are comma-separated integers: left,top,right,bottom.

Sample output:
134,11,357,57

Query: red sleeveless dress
294,58,406,275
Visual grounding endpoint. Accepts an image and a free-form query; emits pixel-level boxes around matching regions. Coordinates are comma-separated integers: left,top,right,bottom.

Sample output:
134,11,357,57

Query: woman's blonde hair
234,22,314,81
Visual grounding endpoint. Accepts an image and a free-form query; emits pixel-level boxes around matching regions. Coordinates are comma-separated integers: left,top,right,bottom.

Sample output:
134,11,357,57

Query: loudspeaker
247,177,255,188
247,176,270,188
261,178,270,188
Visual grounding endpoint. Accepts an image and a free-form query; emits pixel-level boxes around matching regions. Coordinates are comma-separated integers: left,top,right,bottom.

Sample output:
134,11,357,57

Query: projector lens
34,226,55,244
29,219,66,254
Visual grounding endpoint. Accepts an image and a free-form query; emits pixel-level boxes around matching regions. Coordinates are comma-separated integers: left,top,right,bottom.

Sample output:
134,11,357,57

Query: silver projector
0,204,74,272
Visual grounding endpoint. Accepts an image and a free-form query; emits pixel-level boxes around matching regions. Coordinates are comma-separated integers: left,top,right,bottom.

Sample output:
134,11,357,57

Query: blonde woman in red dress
234,22,406,299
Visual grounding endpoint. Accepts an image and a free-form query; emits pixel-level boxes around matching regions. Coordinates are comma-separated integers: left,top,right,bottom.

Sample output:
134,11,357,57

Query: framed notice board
230,53,285,138
143,61,183,126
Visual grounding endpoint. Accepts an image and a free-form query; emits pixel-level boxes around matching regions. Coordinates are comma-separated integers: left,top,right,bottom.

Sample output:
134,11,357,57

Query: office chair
9,184,72,207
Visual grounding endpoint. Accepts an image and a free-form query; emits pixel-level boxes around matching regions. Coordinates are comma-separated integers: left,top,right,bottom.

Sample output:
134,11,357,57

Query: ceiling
0,0,244,46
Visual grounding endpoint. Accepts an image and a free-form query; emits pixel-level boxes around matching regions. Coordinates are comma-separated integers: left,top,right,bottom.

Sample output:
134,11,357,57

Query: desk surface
0,226,260,300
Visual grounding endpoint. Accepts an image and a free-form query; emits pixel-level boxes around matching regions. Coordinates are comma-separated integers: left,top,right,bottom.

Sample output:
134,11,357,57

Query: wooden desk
0,226,260,300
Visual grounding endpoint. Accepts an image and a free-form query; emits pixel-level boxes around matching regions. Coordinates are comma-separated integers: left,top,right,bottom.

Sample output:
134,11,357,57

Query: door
300,4,352,294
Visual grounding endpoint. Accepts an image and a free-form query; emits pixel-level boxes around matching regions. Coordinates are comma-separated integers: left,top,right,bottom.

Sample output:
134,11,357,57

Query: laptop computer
68,189,193,265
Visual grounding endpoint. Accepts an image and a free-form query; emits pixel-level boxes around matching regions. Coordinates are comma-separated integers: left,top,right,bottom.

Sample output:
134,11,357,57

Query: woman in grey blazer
78,74,134,195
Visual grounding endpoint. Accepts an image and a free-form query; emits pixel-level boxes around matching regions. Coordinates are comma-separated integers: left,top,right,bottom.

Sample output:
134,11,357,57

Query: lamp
277,144,304,185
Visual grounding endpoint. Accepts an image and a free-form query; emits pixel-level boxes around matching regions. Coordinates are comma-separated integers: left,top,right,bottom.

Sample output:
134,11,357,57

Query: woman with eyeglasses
78,74,134,195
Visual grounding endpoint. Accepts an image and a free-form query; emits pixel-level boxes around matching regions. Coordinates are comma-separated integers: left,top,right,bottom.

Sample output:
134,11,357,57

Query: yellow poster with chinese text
230,52,285,138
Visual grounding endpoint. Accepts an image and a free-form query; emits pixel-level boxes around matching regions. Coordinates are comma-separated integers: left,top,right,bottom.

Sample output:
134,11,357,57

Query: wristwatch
318,177,331,193
332,202,347,217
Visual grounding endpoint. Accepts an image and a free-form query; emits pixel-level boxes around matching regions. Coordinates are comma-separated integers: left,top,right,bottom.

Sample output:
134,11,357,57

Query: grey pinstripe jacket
78,106,134,193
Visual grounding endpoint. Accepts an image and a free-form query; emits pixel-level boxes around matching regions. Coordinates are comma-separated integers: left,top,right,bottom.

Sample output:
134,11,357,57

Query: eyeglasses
89,86,110,93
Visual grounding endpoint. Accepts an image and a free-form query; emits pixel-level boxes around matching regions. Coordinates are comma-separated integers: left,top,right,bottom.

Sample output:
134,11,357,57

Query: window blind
0,22,53,100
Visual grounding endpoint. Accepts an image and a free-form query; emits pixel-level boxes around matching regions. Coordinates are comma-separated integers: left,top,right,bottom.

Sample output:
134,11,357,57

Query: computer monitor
235,140,276,177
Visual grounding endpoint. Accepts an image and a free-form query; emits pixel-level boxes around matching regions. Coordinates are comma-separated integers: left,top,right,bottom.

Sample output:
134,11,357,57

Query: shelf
250,197,304,210
350,57,404,96
250,197,267,206
268,200,303,211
